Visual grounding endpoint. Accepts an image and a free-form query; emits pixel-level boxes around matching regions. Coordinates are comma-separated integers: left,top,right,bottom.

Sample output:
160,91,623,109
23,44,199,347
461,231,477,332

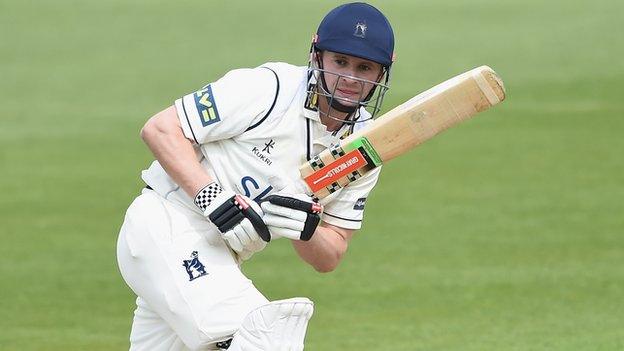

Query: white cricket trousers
117,189,268,350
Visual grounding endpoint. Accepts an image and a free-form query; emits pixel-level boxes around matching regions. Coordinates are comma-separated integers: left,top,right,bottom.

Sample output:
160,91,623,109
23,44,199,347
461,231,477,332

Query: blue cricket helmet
314,2,395,67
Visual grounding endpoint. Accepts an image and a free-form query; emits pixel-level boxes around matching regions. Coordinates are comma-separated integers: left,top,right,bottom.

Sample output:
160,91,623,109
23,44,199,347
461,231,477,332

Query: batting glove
260,193,322,241
195,183,271,260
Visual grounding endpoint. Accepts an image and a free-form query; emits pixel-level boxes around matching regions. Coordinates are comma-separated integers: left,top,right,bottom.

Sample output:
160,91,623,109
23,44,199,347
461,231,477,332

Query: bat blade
301,65,506,199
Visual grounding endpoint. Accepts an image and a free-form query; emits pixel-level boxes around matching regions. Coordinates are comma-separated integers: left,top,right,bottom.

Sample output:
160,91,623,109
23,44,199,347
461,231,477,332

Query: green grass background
1,0,622,349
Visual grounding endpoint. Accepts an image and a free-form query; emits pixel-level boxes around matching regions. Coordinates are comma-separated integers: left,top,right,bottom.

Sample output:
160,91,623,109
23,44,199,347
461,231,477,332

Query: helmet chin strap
330,97,358,113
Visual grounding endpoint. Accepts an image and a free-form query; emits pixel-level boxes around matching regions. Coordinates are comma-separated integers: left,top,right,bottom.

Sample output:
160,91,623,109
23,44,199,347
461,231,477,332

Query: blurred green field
1,0,623,350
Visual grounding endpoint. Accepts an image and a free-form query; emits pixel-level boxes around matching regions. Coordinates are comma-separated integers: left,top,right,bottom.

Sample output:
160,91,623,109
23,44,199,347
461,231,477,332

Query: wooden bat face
300,65,506,200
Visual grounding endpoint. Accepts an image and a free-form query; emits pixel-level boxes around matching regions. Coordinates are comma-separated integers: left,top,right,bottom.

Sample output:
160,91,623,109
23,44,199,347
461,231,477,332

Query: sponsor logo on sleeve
194,85,221,126
353,197,367,210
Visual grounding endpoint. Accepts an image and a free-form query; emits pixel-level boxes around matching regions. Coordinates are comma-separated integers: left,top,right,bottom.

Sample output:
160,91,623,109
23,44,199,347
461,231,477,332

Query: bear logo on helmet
354,22,367,38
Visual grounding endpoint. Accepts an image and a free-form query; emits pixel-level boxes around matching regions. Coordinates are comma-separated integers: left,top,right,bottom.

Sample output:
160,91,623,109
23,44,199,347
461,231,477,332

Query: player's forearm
141,106,214,197
291,223,351,273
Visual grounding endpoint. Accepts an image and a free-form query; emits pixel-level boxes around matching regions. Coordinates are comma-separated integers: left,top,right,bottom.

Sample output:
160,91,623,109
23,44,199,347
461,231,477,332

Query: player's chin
334,94,361,106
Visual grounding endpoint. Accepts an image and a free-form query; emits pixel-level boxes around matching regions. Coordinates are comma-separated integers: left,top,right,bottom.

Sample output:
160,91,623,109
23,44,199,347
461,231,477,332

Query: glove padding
204,191,271,260
260,194,322,241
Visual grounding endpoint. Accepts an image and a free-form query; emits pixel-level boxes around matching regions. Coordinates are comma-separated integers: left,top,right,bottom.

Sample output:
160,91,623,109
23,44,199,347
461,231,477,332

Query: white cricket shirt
142,62,381,230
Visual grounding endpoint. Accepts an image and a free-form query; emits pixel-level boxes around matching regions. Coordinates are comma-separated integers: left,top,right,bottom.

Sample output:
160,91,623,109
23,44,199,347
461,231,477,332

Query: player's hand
260,193,323,241
196,183,271,260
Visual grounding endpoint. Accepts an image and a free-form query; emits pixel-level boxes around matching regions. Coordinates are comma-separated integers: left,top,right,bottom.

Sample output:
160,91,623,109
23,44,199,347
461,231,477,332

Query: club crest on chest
182,251,208,281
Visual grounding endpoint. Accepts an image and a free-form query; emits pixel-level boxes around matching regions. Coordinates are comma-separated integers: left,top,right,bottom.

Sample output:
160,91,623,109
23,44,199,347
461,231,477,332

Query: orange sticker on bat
304,149,369,193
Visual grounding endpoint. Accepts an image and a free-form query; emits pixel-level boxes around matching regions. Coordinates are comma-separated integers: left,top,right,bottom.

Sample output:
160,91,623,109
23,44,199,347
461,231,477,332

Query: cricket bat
300,65,506,200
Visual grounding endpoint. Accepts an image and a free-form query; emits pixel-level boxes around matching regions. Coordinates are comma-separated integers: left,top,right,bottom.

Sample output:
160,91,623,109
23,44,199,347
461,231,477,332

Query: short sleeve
174,66,278,144
321,166,382,230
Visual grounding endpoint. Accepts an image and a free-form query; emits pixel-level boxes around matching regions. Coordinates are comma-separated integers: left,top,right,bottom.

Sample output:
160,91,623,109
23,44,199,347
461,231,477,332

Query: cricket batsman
116,2,396,350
